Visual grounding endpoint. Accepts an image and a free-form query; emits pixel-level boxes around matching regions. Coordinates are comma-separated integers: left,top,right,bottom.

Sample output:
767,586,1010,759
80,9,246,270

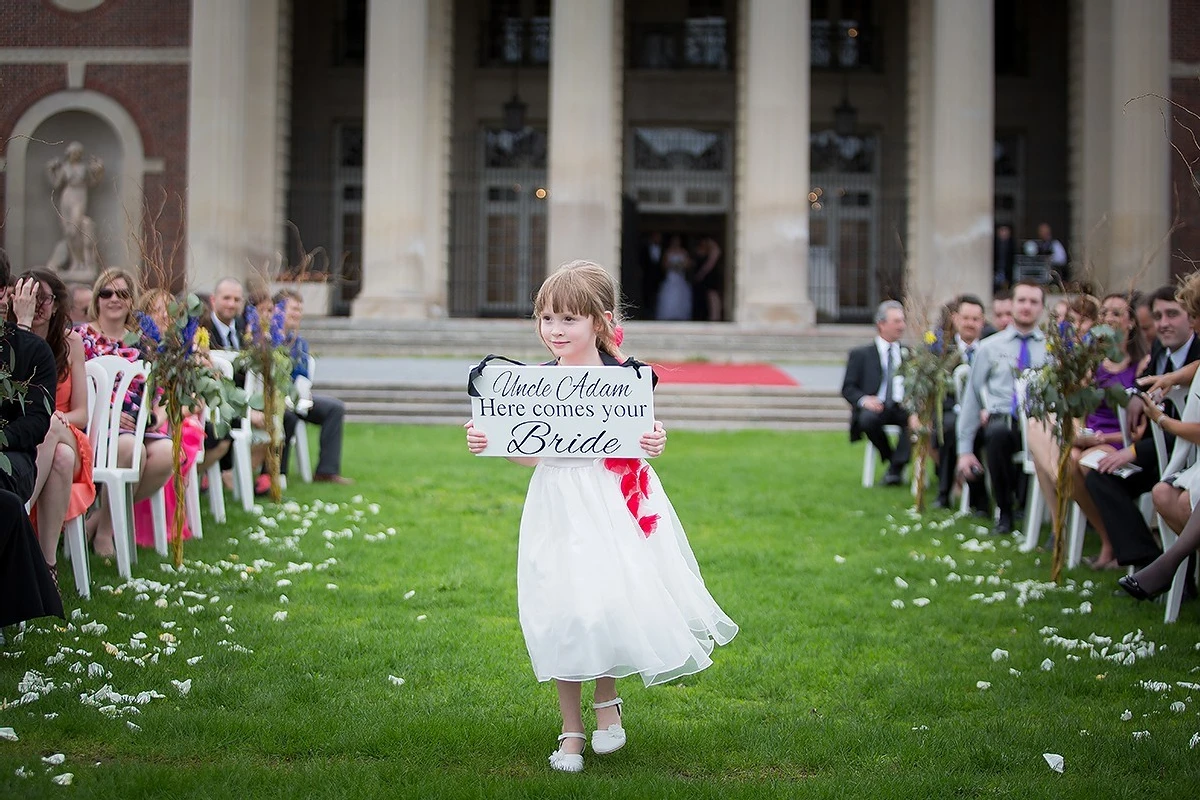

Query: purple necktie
1011,334,1032,414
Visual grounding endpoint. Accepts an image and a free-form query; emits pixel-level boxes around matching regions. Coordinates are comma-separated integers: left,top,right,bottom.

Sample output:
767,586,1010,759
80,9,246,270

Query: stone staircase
306,318,861,431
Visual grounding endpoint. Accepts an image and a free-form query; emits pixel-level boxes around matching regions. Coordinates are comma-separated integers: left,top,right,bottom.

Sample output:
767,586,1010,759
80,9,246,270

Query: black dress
0,489,63,628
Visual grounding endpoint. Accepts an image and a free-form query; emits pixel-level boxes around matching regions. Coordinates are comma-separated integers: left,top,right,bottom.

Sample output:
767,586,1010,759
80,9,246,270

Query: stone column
354,0,429,318
913,0,993,307
244,0,284,274
736,0,814,326
1110,0,1170,289
546,0,622,276
1069,0,1113,289
186,0,250,292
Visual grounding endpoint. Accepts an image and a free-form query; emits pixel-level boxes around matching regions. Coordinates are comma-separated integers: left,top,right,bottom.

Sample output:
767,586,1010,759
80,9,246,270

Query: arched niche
4,90,146,278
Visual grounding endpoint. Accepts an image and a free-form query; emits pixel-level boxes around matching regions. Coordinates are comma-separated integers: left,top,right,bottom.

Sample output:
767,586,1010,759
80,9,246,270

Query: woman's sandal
591,697,626,755
549,732,586,773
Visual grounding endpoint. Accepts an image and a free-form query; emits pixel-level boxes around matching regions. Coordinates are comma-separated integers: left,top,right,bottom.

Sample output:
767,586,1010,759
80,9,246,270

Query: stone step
303,318,872,362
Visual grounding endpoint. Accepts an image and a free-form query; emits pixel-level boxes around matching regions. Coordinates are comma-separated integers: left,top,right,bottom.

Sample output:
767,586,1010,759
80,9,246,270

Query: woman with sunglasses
77,268,173,558
6,269,93,588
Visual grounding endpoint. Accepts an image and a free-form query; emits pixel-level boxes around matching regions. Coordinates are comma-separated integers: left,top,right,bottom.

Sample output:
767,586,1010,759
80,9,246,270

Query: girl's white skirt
517,457,738,687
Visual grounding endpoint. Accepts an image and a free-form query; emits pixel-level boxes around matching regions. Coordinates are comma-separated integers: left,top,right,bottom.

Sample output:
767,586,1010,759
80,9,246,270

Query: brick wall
0,0,188,48
0,1,189,284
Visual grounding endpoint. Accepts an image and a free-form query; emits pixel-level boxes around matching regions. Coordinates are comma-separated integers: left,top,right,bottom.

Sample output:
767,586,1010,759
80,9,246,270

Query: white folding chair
86,356,166,579
949,363,973,514
59,367,100,599
209,351,255,513
1149,386,1194,623
290,354,315,484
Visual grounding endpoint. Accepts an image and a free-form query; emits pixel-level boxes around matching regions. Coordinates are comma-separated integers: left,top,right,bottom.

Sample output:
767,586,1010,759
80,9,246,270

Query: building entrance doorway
625,212,727,321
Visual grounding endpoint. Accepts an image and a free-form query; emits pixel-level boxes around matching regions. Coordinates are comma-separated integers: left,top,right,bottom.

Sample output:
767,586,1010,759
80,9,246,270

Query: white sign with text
469,365,655,458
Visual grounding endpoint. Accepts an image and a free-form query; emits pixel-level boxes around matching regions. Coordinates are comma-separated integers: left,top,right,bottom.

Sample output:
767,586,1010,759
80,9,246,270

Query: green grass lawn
2,425,1199,798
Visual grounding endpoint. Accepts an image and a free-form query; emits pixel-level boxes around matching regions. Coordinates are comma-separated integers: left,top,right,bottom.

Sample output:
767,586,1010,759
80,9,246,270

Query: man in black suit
1084,285,1200,567
640,231,664,320
842,300,911,485
199,277,246,477
0,250,57,503
935,294,990,512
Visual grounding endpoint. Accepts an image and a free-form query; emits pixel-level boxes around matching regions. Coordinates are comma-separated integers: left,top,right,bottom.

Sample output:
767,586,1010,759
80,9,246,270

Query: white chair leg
206,461,226,523
185,459,203,540
63,515,90,600
1163,560,1188,624
108,484,134,580
295,420,313,483
1066,503,1087,569
231,435,254,512
959,481,970,515
1021,477,1044,552
150,488,168,558
862,442,877,488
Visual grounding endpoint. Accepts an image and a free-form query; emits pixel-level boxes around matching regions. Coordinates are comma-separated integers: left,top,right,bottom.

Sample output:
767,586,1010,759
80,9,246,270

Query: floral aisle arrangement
136,295,248,567
234,300,296,504
901,325,961,513
1023,319,1127,582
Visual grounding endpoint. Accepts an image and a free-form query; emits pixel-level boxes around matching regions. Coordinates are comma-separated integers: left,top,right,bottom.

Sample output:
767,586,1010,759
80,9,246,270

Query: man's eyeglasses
97,287,131,300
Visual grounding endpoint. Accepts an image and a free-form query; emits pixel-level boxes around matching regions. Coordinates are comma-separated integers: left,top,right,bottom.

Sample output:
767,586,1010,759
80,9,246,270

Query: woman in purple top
1071,294,1151,568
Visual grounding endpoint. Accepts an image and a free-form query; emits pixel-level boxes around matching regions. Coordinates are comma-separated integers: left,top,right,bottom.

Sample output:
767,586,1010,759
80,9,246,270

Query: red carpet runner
648,362,798,386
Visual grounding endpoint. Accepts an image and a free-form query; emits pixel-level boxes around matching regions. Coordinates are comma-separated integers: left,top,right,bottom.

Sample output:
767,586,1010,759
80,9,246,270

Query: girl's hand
11,277,38,328
465,420,488,454
640,420,666,458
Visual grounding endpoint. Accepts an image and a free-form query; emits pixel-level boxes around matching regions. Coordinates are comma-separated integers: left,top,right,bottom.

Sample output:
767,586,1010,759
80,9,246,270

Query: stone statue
46,141,104,280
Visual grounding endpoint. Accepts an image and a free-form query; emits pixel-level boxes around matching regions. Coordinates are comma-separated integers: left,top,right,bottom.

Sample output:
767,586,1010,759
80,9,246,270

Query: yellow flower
923,330,936,345
195,326,210,350
1046,339,1055,353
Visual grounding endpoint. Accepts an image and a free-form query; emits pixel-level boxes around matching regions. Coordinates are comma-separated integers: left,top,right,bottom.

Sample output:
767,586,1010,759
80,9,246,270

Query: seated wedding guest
8,269,94,587
200,278,246,481
77,268,174,557
990,291,1014,335
67,282,92,326
129,289,205,548
842,300,911,486
1084,284,1200,568
1132,290,1156,350
956,281,1047,534
1024,294,1146,564
0,488,63,628
276,289,352,485
0,252,57,505
934,294,990,513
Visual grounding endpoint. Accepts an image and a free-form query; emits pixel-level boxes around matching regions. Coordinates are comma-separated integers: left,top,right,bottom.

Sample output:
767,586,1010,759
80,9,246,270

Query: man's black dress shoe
883,466,904,486
1117,575,1160,601
994,515,1013,535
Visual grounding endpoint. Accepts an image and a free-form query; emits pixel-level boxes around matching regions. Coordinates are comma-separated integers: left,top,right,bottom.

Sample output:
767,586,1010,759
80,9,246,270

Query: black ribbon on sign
466,351,658,397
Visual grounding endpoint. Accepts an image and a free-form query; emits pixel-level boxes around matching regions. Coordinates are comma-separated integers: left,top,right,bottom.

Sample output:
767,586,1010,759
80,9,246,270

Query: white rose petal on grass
992,648,1009,662
50,773,73,786
1121,709,1133,722
416,614,427,622
1189,732,1200,749
42,754,65,766
273,611,288,622
326,584,338,591
0,727,16,742
891,599,905,609
1042,753,1064,774
894,576,909,589
1009,668,1022,677
1040,658,1054,671
279,595,289,605
976,681,992,691
276,579,292,588
1133,730,1151,741
186,656,203,666
834,555,846,564
171,679,192,697
911,597,930,607
1170,701,1187,713
403,590,416,600
388,675,405,687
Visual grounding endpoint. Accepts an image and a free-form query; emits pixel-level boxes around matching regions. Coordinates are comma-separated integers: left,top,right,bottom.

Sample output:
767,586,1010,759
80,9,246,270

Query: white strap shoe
591,697,626,754
549,732,586,773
